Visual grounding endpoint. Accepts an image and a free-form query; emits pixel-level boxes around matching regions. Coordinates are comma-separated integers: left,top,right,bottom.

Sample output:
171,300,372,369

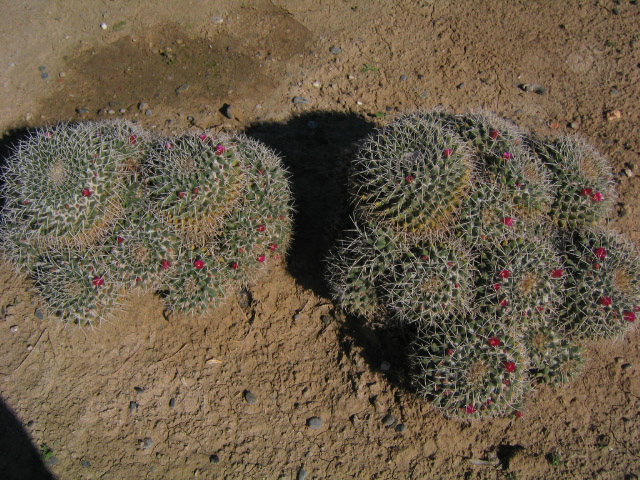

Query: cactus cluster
327,110,639,419
0,121,292,324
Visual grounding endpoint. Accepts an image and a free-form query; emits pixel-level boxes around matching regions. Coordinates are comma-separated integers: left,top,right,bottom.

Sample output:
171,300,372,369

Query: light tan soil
1,1,640,479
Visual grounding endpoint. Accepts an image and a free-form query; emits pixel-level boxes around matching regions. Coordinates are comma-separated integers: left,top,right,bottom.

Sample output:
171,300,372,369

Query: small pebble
176,84,190,93
169,397,176,407
10,325,17,333
610,87,619,95
58,71,66,78
38,65,47,72
129,401,137,412
607,109,622,121
380,361,391,372
297,468,307,480
382,414,396,427
145,109,152,116
321,314,332,325
307,416,323,429
41,72,49,80
312,81,321,88
625,168,634,177
45,456,59,466
329,46,342,54
81,459,91,467
395,423,407,433
293,314,301,321
76,107,89,114
211,16,224,24
33,308,43,320
141,437,153,449
243,390,258,405
293,96,310,105
456,82,465,89
613,7,620,14
100,22,107,30
138,102,148,110
209,454,220,464
119,108,126,113
569,122,578,129
134,386,144,393
107,109,115,115
399,74,408,81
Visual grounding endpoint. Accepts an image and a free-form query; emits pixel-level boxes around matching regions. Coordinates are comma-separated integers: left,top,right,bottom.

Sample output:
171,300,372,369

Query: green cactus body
162,247,230,313
534,136,615,228
145,133,246,247
215,135,293,284
452,112,550,217
1,121,146,252
412,322,531,419
524,323,584,384
560,228,640,339
326,224,401,320
351,113,471,237
475,231,563,325
34,248,123,325
386,240,473,327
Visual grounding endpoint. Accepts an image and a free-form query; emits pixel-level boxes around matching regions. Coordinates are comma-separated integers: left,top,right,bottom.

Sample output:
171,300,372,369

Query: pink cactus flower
466,404,476,414
624,311,636,322
165,142,173,150
500,299,508,307
488,337,501,347
489,130,499,140
257,254,266,263
503,152,513,160
514,410,523,419
161,259,171,270
44,131,53,138
269,243,278,251
215,144,226,155
405,175,414,184
550,269,563,278
502,361,517,373
499,269,510,279
177,191,185,198
591,192,604,202
443,149,453,158
501,217,514,226
117,236,125,244
595,247,607,259
599,296,612,306
82,188,91,197
199,134,208,141
447,348,454,356
492,283,501,291
257,224,266,232
258,169,265,175
232,262,239,270
193,187,199,194
579,188,592,196
194,259,205,270
593,263,601,270
93,277,105,287
128,134,137,145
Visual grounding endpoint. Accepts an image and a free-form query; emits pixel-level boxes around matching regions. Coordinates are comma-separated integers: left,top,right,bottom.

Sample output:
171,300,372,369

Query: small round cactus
34,248,122,325
385,240,473,327
0,121,147,253
523,323,585,384
412,321,531,419
534,136,615,228
350,112,472,237
144,133,245,247
560,228,640,339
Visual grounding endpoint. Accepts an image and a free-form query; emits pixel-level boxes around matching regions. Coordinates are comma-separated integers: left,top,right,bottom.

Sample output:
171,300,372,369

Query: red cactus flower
624,311,636,322
117,236,125,244
591,192,604,202
257,254,266,263
128,134,138,145
501,217,514,226
215,144,226,155
92,277,105,287
199,134,208,141
579,188,592,196
595,247,607,259
193,187,199,194
466,403,476,414
194,259,205,270
634,305,640,312
488,337,501,347
599,296,612,306
502,361,517,373
161,259,171,270
177,191,185,198
443,149,453,158
550,269,563,278
232,262,239,270
492,283,501,291
499,269,510,279
258,169,265,175
503,152,513,160
593,263,601,270
500,298,508,307
136,277,142,282
257,224,266,232
514,410,523,419
447,348,454,356
82,188,91,197
536,306,545,312
489,130,499,140
405,175,414,184
269,243,278,251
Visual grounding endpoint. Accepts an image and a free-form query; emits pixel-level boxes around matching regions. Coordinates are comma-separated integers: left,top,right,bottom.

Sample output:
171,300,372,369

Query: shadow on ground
0,396,55,480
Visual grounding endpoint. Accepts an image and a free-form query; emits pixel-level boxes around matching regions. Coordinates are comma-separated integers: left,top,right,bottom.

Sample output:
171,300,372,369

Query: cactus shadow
0,127,34,211
0,396,56,480
244,111,377,297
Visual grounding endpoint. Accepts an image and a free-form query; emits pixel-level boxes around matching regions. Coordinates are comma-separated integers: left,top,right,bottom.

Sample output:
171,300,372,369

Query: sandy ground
1,1,640,479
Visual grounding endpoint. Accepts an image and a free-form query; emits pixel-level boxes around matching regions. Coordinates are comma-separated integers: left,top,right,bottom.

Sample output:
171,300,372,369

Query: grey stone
107,109,115,115
329,46,342,54
41,72,48,80
395,423,407,432
129,401,137,412
293,96,310,105
293,314,301,321
138,102,148,110
38,65,47,72
176,84,190,93
456,82,465,89
307,416,323,429
76,107,89,114
622,363,632,370
169,397,176,407
9,325,17,333
244,390,258,405
297,468,307,480
81,459,91,467
108,101,120,107
141,437,153,449
145,109,152,116
399,74,408,81
382,414,396,427
209,454,220,464
211,16,224,24
45,456,58,466
321,315,332,325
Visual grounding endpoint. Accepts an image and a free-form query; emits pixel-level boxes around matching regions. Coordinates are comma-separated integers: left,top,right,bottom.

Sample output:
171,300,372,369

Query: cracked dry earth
1,0,640,479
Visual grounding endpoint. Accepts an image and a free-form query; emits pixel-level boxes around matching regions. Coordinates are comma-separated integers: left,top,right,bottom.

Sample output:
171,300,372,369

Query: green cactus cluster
327,110,638,419
0,121,292,323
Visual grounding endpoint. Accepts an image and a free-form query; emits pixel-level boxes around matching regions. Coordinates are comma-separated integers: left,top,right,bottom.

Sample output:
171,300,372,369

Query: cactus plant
412,321,531,419
385,239,473,327
523,323,585,384
0,121,147,255
560,228,640,339
533,136,615,228
350,112,472,237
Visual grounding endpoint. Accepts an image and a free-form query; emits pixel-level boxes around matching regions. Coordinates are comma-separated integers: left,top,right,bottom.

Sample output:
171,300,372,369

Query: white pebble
9,325,18,333
211,16,224,24
312,81,321,88
100,22,107,30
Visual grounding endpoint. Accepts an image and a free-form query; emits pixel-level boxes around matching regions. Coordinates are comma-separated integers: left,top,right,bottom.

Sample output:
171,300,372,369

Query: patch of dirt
1,1,640,479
